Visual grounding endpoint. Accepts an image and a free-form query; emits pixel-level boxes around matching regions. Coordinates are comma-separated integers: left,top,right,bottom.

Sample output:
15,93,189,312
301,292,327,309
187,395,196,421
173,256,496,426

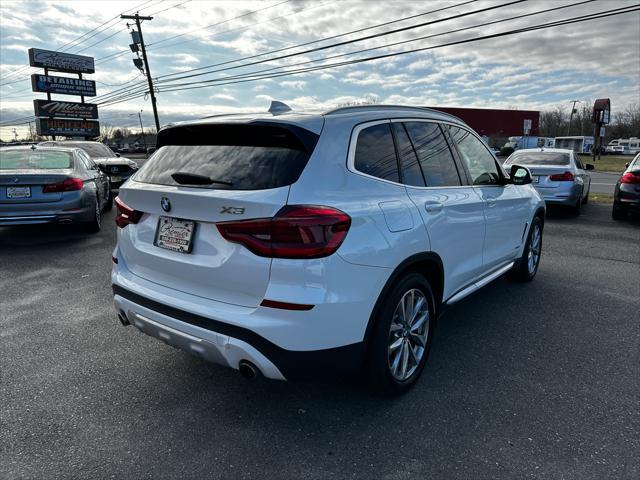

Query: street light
129,110,146,151
567,100,583,136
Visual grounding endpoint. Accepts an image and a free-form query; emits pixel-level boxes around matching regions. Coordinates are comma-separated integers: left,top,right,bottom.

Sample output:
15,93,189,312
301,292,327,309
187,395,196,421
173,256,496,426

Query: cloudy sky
1,0,639,140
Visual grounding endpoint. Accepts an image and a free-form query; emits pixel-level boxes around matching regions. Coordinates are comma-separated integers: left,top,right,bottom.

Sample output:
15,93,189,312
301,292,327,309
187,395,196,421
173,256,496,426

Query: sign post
29,48,98,140
592,98,610,162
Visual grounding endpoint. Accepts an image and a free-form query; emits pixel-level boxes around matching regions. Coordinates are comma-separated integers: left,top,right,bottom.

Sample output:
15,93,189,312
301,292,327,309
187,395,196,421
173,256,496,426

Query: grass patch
579,154,631,173
589,193,614,204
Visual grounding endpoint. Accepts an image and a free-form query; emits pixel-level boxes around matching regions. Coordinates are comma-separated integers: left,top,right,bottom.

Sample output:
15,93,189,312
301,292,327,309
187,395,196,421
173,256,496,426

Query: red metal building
428,106,540,137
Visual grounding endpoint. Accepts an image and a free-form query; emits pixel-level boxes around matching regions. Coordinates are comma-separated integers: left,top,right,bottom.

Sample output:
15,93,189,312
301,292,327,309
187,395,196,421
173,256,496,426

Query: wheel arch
362,252,444,347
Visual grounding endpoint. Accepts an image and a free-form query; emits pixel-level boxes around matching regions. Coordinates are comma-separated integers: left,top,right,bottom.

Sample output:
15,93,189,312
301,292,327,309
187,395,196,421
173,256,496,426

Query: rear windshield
505,152,570,166
42,142,116,158
135,124,318,190
0,150,73,170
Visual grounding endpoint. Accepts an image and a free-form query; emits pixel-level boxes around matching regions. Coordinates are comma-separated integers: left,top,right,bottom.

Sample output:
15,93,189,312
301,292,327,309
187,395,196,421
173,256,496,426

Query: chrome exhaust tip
238,360,260,379
118,311,130,326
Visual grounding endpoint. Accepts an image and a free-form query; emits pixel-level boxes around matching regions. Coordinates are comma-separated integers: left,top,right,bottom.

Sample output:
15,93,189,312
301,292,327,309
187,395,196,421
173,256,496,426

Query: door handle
485,198,497,207
424,201,444,214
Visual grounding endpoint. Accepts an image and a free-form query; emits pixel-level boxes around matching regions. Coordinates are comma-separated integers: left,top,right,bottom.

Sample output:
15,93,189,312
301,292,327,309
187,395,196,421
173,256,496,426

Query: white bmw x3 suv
112,104,545,394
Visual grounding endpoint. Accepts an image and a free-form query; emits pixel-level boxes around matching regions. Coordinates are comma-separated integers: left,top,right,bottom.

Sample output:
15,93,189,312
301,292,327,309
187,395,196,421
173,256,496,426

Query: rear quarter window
353,123,399,183
134,124,318,190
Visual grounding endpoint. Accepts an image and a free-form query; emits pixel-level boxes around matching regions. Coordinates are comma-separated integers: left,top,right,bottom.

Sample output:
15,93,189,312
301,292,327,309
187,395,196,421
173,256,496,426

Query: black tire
571,194,582,215
84,196,102,233
366,272,436,396
509,216,543,282
103,189,113,211
612,202,627,221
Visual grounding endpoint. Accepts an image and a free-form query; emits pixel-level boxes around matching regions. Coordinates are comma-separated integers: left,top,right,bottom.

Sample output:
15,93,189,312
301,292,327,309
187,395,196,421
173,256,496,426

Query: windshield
50,142,116,158
505,152,570,166
0,150,73,170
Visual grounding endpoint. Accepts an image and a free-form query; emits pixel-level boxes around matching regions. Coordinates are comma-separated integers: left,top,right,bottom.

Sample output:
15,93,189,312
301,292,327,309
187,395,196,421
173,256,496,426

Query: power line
91,0,483,104
148,0,292,48
155,0,483,81
96,3,639,108
156,0,598,91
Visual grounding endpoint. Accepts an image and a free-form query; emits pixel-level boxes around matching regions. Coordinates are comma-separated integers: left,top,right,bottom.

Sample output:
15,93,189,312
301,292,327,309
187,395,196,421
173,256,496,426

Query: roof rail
323,104,462,122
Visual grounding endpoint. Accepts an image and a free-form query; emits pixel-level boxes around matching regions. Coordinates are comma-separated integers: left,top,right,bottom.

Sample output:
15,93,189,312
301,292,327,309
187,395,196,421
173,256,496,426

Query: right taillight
217,205,351,259
42,177,83,193
548,171,575,181
621,172,640,184
115,197,142,228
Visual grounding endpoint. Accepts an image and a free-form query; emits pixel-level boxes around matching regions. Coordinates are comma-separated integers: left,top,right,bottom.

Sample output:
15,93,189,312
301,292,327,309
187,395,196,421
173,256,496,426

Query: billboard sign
28,48,95,74
36,118,100,137
31,74,96,96
33,99,99,119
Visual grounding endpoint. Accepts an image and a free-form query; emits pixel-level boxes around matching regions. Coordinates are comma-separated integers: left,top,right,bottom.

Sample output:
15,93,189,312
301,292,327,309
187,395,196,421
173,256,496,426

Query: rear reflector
260,299,314,311
42,178,83,193
115,196,143,228
621,172,640,184
217,205,351,259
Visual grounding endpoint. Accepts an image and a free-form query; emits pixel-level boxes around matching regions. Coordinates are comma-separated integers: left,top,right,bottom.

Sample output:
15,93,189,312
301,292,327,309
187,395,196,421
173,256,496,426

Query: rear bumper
534,184,582,206
113,284,365,381
0,189,94,225
111,250,390,380
0,206,93,225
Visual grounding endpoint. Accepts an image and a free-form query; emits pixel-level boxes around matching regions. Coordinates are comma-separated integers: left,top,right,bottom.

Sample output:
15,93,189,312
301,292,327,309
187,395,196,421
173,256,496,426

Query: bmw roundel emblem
160,196,171,212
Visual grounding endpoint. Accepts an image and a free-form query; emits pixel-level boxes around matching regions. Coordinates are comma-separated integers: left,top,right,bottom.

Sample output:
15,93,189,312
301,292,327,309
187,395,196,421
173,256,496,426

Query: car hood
93,157,138,167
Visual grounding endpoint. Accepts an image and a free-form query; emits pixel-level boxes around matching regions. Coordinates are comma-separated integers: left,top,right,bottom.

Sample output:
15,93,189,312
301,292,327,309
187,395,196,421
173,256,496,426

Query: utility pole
130,110,146,151
567,99,579,136
121,13,160,132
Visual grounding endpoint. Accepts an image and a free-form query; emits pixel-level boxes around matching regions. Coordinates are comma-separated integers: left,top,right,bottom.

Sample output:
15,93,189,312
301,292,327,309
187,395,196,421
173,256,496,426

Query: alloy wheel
528,224,541,274
387,288,429,381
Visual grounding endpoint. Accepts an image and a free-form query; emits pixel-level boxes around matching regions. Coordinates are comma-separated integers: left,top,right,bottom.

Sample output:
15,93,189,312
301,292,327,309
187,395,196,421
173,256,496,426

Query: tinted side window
354,123,399,183
392,123,424,187
404,122,461,187
448,125,501,185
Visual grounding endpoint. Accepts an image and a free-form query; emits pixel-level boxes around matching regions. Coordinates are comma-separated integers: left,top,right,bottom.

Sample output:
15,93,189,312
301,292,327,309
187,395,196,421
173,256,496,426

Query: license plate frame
7,186,31,199
154,216,196,254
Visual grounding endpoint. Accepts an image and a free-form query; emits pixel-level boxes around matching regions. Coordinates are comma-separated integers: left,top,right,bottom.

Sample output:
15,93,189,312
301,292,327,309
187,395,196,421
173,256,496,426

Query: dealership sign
36,118,100,137
31,74,97,97
33,99,99,119
28,48,95,74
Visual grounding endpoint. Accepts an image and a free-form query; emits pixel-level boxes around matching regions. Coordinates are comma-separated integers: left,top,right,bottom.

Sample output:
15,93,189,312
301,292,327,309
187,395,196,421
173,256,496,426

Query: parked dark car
0,145,110,231
39,141,138,192
612,152,640,220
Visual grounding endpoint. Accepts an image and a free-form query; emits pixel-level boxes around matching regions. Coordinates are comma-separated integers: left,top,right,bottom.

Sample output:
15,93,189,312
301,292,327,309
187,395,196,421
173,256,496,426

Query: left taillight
217,205,351,259
42,177,83,193
115,196,142,228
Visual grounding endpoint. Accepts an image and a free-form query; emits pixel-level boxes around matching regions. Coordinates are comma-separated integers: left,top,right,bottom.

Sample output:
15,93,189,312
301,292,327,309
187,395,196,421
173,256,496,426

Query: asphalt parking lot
1,204,638,479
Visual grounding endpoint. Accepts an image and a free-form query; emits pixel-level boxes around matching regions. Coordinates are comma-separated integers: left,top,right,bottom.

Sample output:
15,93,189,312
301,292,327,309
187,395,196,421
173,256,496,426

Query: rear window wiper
171,171,233,186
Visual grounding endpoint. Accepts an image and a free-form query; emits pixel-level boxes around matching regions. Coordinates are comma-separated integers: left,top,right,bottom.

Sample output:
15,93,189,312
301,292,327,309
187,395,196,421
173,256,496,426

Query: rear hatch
116,122,319,307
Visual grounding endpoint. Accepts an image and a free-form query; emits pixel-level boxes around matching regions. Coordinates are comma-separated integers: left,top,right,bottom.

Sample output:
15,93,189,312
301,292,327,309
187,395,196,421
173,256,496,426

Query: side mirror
510,164,533,185
115,153,121,157
585,163,595,170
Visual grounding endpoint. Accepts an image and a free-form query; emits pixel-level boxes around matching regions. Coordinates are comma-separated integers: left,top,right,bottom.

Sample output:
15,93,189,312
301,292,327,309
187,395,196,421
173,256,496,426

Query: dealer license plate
7,186,31,198
155,216,196,253
110,175,122,182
